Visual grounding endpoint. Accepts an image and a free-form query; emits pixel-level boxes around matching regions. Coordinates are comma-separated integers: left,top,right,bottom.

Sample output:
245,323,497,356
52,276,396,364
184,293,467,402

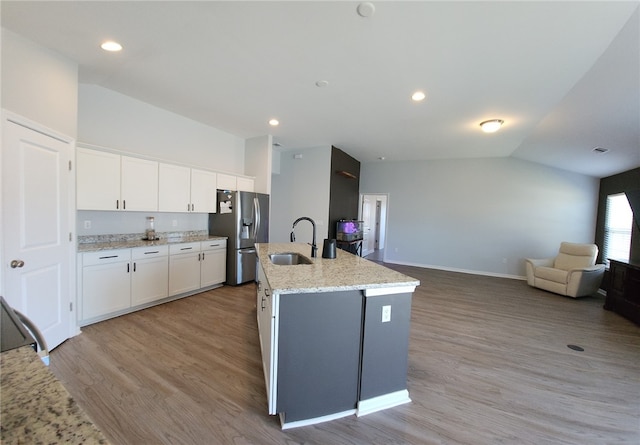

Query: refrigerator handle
254,197,260,242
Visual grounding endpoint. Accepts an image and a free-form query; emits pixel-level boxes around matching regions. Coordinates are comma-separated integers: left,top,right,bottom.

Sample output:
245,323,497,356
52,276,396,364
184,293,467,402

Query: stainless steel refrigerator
208,190,269,285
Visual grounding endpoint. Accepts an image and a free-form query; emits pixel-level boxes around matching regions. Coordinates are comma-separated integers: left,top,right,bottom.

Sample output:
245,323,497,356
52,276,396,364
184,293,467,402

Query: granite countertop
256,242,420,294
1,346,110,444
78,233,227,253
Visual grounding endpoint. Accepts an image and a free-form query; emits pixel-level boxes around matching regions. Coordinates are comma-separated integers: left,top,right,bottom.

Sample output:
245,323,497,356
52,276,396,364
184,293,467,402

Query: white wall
360,157,599,278
271,146,332,243
1,29,78,137
245,135,273,195
78,84,244,174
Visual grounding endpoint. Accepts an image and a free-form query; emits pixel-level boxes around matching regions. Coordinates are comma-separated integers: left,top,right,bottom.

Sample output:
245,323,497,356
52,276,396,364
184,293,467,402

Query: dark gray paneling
328,146,361,239
360,292,412,400
277,290,363,422
596,167,640,267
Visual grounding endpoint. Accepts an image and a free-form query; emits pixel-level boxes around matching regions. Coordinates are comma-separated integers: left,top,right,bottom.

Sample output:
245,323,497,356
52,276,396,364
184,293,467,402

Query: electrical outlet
172,219,178,227
84,220,91,229
382,305,391,323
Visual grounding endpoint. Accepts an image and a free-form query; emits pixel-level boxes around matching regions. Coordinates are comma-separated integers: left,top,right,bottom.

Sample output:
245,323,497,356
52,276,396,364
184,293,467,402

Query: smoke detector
357,2,375,18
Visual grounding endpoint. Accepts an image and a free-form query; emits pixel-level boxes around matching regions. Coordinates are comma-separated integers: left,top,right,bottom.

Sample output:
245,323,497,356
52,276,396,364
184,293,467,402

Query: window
603,193,633,265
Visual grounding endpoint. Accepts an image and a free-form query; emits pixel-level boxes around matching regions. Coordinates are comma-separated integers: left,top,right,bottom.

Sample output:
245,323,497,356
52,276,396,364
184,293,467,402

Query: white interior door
2,115,74,350
361,195,376,256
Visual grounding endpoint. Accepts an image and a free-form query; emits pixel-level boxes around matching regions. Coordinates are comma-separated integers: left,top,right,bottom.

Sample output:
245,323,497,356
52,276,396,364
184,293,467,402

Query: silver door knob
10,260,25,268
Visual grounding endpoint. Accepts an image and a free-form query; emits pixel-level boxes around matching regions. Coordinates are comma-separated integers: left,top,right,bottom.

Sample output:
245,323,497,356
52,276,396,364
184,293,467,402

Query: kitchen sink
269,253,313,265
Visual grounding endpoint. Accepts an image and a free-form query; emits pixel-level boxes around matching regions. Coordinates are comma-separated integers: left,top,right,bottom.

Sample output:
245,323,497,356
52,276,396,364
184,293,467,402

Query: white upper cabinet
159,163,217,213
158,163,191,212
120,156,159,211
76,148,120,210
237,177,255,192
77,147,158,211
217,173,237,191
190,169,217,213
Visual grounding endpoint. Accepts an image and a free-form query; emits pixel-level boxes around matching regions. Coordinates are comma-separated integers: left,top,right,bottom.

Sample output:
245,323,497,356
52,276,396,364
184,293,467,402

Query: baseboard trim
280,409,356,430
383,260,526,281
356,390,411,417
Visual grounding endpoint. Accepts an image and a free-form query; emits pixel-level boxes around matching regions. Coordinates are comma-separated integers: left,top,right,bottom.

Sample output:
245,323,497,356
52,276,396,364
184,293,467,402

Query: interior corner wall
360,157,599,278
245,135,273,195
78,84,244,174
270,146,331,243
1,28,78,137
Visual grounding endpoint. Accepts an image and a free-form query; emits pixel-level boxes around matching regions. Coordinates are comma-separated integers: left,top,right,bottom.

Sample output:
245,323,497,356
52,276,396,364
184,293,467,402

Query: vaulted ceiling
2,1,639,178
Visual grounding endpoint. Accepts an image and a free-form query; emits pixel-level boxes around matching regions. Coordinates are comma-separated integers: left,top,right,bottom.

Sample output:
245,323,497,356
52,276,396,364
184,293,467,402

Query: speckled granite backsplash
78,230,209,244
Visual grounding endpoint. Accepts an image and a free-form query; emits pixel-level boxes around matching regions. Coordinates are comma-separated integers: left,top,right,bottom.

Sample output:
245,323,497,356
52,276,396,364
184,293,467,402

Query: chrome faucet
290,217,317,258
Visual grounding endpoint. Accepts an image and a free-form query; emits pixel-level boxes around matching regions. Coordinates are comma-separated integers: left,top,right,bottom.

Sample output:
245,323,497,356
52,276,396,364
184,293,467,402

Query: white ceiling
2,1,639,178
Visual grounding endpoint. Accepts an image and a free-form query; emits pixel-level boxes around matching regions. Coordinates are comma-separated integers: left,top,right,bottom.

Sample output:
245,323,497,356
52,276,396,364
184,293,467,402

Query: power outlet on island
382,305,391,323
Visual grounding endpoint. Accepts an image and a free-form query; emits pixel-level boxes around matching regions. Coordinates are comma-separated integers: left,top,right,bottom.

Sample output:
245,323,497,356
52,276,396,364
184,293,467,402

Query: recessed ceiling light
378,157,386,161
411,91,426,101
479,119,504,133
592,146,610,154
268,119,279,126
100,41,123,52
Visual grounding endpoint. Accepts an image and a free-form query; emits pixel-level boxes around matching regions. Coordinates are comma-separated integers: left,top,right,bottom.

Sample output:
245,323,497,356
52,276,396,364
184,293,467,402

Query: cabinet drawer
169,242,201,255
132,245,169,260
83,249,131,266
201,239,227,251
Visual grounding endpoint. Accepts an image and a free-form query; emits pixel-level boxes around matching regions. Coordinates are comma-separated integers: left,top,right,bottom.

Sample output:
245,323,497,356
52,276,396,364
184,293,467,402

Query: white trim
357,390,411,417
383,259,526,281
364,286,416,297
280,409,356,429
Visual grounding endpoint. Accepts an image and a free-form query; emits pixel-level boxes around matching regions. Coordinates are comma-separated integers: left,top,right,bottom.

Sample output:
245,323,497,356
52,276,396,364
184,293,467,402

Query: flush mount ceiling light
268,119,279,126
100,40,123,52
357,2,376,18
479,119,504,133
411,91,426,102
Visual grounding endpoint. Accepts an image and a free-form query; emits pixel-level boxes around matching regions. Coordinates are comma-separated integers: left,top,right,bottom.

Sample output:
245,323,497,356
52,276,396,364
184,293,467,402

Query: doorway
359,194,388,262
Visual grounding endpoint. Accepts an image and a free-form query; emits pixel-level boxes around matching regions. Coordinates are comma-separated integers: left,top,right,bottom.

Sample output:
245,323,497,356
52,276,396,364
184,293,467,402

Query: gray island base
255,243,419,429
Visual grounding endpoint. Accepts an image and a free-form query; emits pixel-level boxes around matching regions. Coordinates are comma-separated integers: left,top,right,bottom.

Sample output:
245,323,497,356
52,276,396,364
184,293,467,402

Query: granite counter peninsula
255,242,420,429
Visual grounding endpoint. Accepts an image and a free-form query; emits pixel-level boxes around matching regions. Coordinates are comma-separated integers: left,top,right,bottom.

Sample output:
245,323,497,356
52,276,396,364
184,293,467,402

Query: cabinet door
200,248,226,287
190,169,218,213
120,156,158,211
76,148,120,210
256,262,276,414
159,163,191,212
131,251,169,306
82,260,131,320
237,177,254,192
169,252,201,296
217,173,237,191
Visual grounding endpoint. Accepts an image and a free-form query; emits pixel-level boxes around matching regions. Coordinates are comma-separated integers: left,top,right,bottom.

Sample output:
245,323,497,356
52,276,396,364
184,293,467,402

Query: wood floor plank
49,265,640,444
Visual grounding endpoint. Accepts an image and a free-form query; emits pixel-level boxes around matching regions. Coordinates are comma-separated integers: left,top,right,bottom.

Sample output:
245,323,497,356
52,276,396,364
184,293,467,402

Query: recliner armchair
525,242,605,298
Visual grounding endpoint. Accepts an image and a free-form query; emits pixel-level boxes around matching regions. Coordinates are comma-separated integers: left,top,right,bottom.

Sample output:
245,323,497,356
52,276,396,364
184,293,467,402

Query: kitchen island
255,242,419,429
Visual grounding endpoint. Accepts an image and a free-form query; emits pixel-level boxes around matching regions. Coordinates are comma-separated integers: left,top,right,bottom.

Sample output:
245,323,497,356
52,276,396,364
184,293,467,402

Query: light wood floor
50,265,640,445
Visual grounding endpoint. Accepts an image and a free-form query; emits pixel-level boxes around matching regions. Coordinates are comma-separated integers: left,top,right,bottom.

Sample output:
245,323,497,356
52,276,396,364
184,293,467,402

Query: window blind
603,193,633,265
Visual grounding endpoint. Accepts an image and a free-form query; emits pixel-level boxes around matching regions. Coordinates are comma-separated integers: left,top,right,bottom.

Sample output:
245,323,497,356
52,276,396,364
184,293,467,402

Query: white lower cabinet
131,246,169,306
80,239,226,326
169,240,227,295
169,242,202,296
81,250,131,321
256,260,276,413
200,240,227,287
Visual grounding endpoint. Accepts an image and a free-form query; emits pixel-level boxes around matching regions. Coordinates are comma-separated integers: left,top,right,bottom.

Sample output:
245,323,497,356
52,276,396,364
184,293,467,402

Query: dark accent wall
328,146,361,239
595,167,640,268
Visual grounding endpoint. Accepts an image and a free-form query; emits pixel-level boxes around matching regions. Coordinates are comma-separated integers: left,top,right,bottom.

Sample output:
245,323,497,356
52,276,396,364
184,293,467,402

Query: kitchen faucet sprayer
291,217,317,258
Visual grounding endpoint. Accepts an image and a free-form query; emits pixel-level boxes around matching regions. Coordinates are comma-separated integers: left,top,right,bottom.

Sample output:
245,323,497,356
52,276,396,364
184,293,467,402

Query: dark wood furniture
336,238,363,256
604,259,640,325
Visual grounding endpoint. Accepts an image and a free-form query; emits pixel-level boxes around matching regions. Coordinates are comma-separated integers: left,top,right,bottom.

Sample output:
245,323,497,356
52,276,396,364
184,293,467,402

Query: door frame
1,109,79,344
359,193,389,259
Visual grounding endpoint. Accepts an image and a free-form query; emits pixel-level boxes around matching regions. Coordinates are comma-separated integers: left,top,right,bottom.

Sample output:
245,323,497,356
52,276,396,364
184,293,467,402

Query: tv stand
604,259,640,325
